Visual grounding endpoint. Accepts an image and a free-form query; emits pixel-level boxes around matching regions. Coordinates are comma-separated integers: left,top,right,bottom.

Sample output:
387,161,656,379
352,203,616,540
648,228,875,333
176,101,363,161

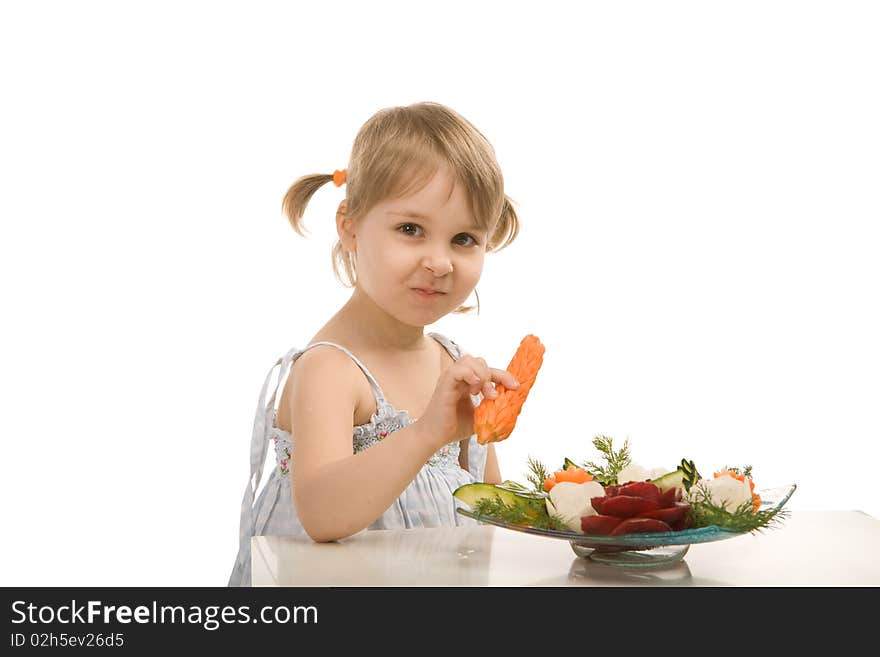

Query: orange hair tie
332,169,347,187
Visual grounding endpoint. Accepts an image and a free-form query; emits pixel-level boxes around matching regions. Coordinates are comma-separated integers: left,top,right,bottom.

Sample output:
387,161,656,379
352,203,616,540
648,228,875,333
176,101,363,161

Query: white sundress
227,331,489,587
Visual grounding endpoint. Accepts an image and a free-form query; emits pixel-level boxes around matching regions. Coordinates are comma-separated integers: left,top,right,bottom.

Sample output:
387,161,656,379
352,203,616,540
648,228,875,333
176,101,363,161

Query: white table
251,510,880,586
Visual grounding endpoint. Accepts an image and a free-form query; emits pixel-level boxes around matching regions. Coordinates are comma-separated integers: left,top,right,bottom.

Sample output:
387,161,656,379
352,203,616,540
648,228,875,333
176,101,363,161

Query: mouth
412,287,446,297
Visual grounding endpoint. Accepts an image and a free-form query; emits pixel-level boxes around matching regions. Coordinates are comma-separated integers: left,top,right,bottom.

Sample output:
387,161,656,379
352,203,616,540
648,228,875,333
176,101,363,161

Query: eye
397,223,480,247
397,223,422,237
455,233,479,247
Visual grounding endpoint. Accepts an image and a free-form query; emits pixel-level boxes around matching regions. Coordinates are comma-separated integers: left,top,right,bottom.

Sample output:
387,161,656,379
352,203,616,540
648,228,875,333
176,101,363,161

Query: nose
421,244,454,276
422,251,452,276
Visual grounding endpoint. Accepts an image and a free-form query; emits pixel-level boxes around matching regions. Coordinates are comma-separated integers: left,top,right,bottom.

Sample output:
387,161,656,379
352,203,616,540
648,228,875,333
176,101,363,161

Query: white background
2,1,878,586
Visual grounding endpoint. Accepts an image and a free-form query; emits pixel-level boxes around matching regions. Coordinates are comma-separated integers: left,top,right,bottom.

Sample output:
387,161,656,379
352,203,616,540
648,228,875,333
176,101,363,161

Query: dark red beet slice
580,514,624,535
600,495,661,518
609,518,674,536
636,502,690,529
657,487,679,508
617,481,661,502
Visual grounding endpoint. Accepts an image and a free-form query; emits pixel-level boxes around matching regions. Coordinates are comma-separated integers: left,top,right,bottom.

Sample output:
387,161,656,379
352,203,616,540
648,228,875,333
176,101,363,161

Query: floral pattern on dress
272,429,292,476
352,401,413,452
426,441,460,468
271,402,463,476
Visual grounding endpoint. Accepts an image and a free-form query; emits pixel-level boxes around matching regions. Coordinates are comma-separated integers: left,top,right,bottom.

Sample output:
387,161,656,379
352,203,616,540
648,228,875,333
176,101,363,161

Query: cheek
460,255,484,284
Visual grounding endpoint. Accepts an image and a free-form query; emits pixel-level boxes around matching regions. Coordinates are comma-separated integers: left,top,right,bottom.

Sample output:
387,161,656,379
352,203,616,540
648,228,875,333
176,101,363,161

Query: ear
336,200,356,253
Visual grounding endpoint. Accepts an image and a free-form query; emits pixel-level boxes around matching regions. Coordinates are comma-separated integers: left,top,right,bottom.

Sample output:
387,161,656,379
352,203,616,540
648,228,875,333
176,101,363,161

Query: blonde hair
281,101,521,314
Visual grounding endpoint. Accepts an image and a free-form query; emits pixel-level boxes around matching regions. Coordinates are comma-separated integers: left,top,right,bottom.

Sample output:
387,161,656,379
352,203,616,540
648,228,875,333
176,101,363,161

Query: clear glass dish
456,483,797,567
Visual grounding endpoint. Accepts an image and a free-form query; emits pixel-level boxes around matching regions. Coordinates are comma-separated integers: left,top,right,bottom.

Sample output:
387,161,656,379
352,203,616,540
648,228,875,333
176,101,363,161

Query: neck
334,287,429,352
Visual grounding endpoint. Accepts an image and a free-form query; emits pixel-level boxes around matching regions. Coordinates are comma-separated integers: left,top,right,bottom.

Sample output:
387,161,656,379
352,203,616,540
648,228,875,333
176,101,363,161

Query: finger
489,367,520,389
462,357,488,382
453,359,478,380
470,373,485,396
482,380,499,399
455,364,486,395
473,360,495,395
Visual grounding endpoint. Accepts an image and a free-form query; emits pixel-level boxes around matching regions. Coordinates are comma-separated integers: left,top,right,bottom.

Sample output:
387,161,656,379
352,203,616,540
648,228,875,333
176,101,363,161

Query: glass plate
456,483,797,567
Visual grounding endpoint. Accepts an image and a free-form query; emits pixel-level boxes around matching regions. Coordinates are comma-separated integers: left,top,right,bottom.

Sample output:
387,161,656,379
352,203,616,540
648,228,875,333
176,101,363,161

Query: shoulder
288,344,364,405
276,344,363,433
291,342,358,374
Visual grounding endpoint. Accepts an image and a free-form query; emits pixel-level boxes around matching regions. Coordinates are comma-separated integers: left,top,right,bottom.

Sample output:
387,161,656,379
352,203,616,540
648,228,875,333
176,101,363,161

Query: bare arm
457,439,502,484
292,421,437,542
288,348,442,542
483,444,502,484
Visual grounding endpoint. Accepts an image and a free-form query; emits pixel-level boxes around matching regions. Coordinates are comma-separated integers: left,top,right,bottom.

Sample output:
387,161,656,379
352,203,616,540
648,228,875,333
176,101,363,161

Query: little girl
228,101,523,586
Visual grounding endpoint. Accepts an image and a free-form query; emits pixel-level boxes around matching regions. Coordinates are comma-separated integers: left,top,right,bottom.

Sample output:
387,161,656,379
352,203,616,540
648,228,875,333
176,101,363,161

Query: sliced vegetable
650,459,700,494
600,495,662,518
610,518,674,536
543,464,594,491
617,481,661,503
580,514,624,535
545,480,605,532
453,483,519,508
714,469,762,512
635,503,691,530
651,469,686,493
473,334,545,445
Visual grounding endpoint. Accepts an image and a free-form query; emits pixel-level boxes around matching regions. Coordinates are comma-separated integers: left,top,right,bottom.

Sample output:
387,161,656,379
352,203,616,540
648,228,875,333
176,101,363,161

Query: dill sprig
472,495,568,531
719,464,753,479
497,480,545,499
525,456,551,494
688,483,788,533
582,435,632,485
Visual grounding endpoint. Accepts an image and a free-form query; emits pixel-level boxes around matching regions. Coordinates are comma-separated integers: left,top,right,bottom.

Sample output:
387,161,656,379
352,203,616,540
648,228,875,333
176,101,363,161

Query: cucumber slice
650,459,701,492
453,483,519,508
651,469,685,492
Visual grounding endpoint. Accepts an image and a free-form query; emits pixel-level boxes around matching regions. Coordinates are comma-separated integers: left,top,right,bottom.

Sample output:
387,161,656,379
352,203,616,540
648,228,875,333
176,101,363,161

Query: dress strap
233,346,300,578
306,334,463,408
427,331,464,360
296,341,390,408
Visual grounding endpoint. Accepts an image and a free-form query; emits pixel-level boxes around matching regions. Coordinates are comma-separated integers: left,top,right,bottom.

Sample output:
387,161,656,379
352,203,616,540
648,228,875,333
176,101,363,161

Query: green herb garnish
582,435,632,485
719,464,753,479
687,483,787,533
525,456,552,494
471,494,568,531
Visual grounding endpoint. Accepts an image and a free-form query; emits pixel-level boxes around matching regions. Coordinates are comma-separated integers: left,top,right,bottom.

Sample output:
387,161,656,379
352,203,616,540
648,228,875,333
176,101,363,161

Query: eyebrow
388,210,484,232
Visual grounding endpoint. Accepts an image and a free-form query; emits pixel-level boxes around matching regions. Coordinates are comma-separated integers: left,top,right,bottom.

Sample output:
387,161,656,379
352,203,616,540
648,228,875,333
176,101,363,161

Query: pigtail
488,194,521,253
281,173,337,238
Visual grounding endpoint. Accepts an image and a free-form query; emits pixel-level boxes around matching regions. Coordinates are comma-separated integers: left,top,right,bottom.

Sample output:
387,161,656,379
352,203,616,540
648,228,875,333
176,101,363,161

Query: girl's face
339,165,487,327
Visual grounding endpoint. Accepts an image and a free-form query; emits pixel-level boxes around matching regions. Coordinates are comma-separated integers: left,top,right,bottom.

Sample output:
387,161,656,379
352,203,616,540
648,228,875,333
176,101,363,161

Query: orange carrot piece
554,465,593,484
473,334,545,445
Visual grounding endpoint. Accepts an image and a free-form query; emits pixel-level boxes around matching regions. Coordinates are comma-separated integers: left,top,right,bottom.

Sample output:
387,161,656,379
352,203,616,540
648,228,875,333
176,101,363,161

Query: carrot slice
473,334,545,445
554,465,593,484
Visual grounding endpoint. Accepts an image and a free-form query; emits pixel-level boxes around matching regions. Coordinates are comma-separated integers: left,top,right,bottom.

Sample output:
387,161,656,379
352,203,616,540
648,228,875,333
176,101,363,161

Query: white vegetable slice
545,481,606,532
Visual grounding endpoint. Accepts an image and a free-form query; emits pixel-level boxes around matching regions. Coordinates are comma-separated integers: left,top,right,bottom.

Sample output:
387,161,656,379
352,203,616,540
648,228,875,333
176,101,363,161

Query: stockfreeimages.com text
11,599,317,631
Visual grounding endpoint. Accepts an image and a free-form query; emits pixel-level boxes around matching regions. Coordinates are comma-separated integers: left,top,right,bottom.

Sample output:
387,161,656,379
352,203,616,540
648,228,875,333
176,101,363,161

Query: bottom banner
0,586,872,649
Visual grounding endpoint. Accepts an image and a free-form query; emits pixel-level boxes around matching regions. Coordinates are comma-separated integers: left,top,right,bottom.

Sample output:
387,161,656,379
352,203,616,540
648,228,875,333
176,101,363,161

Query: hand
417,354,520,450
